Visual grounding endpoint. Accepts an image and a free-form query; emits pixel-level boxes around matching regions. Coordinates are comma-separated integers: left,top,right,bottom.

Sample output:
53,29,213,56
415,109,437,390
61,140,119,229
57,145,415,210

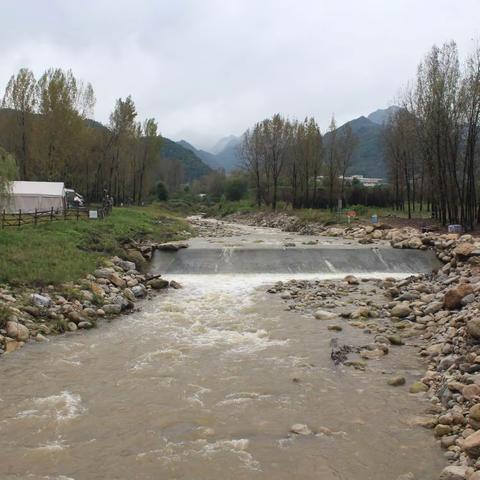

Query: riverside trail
0,219,445,479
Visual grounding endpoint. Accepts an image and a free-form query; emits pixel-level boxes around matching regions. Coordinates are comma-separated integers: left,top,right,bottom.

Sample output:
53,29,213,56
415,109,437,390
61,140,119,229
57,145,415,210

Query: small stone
391,303,411,318
344,275,359,285
387,335,404,346
328,325,343,332
461,430,480,456
388,375,406,386
77,321,93,329
314,310,336,320
290,424,312,435
409,382,428,394
169,280,182,289
434,424,452,437
67,321,78,332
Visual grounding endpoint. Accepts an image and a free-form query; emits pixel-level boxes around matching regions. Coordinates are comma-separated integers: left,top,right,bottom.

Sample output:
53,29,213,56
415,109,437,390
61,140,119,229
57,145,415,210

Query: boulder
30,293,52,308
90,282,105,298
131,285,147,298
94,267,115,279
344,275,359,285
6,321,29,341
391,303,411,318
462,430,480,457
314,309,336,320
439,465,469,480
148,278,169,290
109,273,127,289
409,381,428,394
444,283,474,310
290,424,312,435
102,304,122,315
388,375,406,386
454,243,475,258
169,280,182,289
467,319,480,339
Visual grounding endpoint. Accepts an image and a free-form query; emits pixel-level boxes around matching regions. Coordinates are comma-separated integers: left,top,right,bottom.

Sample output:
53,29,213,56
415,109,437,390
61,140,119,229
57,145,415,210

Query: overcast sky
1,0,479,150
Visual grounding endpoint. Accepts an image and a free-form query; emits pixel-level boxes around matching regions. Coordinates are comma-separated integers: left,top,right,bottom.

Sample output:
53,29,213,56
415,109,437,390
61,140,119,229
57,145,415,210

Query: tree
0,147,18,209
325,115,340,210
225,175,248,201
156,181,169,201
2,68,36,179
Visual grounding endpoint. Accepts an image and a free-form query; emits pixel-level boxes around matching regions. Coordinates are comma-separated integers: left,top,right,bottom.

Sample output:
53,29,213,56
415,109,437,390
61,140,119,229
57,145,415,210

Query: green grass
0,205,191,286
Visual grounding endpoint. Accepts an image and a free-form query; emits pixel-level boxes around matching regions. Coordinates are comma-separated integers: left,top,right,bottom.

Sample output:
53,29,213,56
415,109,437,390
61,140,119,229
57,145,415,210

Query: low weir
152,246,441,275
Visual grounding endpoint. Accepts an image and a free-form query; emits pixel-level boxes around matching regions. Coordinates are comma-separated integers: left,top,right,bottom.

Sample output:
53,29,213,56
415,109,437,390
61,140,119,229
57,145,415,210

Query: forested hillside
0,68,211,203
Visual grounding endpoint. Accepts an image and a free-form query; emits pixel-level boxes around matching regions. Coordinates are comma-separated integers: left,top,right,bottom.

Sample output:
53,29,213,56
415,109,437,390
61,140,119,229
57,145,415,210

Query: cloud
0,0,479,149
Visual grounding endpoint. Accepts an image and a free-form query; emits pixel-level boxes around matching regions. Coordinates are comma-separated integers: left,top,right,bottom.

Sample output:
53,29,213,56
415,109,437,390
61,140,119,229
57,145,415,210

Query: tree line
0,68,181,204
239,113,358,210
385,41,480,229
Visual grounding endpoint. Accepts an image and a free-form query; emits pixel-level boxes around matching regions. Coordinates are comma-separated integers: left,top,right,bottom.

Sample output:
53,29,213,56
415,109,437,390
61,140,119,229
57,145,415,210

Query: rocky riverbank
263,230,480,479
0,239,188,355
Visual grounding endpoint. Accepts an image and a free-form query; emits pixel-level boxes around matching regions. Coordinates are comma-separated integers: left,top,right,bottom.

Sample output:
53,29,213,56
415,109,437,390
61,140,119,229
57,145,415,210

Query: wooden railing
1,206,111,228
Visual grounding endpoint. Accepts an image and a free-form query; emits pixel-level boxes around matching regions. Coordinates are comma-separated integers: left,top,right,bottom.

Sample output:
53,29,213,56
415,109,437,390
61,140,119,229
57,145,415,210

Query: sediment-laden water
0,224,446,479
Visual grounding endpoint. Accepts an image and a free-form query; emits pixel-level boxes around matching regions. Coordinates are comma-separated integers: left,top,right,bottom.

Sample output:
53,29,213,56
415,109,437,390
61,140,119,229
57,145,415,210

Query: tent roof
11,181,65,197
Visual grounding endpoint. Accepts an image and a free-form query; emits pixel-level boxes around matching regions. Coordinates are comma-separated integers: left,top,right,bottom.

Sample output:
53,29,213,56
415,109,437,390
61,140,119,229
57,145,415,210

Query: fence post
64,208,67,221
18,209,22,228
34,208,37,226
76,207,79,221
50,207,53,222
1,209,4,229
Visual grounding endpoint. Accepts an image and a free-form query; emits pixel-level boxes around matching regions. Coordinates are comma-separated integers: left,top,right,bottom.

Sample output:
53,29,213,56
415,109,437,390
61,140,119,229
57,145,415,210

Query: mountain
325,110,391,179
177,135,242,173
177,140,221,170
211,135,240,155
160,138,211,181
367,105,400,126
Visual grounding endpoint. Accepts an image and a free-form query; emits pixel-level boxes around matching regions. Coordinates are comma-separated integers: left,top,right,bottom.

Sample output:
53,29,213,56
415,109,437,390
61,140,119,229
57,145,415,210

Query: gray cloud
1,0,479,149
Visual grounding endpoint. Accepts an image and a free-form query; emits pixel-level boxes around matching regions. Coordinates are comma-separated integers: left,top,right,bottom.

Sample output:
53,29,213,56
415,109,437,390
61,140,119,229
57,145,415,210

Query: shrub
225,177,248,201
156,182,169,201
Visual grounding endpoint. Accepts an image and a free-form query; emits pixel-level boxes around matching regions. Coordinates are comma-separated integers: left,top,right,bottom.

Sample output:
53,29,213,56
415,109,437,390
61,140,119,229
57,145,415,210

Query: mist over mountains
176,106,399,179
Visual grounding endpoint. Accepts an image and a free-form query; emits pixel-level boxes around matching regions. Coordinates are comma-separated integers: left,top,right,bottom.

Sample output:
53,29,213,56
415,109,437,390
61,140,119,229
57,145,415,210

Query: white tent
6,181,66,213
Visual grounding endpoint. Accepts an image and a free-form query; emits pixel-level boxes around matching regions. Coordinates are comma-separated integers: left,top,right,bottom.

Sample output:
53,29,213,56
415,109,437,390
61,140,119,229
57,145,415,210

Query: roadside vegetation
0,205,190,286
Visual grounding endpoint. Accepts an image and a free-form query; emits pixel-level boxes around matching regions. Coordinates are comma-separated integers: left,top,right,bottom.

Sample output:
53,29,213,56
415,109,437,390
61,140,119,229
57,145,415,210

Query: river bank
0,205,191,355
218,211,480,479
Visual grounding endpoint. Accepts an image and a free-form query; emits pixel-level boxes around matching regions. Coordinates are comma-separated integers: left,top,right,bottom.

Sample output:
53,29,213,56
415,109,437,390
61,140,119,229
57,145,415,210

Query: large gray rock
31,293,52,308
131,285,147,298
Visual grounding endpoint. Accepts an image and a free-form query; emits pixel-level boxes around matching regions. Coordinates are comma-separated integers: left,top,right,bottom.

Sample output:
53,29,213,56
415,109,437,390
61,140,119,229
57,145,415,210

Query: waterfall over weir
152,246,441,275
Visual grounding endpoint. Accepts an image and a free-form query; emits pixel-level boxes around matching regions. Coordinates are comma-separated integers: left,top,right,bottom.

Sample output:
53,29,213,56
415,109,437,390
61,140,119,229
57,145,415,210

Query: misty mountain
367,105,400,126
177,135,242,173
177,140,221,170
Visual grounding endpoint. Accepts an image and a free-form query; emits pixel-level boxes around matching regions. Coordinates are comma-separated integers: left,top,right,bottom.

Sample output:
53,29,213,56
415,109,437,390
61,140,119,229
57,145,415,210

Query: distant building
315,175,386,187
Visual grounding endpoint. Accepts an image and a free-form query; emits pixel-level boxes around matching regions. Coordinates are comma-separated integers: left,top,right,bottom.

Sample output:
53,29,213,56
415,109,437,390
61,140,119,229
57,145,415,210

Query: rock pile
0,240,183,355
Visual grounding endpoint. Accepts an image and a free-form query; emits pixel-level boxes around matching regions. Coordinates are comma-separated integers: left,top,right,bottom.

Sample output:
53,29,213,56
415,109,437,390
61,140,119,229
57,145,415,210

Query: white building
5,181,66,213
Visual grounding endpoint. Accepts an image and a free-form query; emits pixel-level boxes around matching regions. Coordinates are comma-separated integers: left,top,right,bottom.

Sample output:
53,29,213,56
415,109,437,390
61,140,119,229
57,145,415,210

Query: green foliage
225,176,248,201
0,147,18,208
0,303,12,329
0,205,190,286
156,181,169,201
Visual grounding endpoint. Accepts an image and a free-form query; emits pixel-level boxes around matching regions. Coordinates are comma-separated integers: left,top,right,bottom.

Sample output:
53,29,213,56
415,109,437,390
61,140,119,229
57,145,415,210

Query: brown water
0,227,446,480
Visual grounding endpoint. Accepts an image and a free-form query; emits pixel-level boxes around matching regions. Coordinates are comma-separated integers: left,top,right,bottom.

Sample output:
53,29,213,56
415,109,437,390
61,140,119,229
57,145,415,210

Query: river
0,221,446,479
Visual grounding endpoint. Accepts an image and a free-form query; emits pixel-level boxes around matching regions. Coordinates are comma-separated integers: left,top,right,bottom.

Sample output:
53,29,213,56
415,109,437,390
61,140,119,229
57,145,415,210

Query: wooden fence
1,206,111,229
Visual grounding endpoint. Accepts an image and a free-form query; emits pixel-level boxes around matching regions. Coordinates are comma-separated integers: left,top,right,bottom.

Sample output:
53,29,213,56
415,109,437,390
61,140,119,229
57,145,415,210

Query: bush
156,182,169,201
225,177,248,201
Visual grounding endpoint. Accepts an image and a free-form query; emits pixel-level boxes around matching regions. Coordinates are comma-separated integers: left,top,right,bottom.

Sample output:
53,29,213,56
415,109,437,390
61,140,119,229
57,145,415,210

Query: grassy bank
0,205,190,286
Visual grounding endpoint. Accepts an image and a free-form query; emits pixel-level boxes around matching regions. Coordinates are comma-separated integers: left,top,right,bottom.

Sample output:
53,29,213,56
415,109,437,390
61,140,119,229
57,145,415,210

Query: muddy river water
0,222,446,479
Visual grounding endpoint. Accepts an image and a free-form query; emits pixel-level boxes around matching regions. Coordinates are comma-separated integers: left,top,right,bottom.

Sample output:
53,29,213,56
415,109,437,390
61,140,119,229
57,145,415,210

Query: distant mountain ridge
177,135,241,172
182,107,398,179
